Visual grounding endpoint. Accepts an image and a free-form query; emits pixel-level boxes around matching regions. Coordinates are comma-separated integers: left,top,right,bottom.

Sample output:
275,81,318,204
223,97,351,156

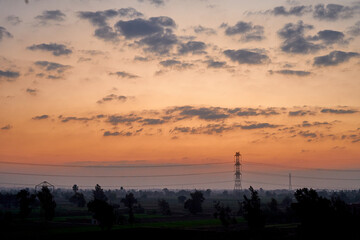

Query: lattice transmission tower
234,152,242,191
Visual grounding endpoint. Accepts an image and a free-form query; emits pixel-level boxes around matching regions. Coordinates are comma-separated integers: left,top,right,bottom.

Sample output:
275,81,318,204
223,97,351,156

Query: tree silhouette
177,195,186,204
37,186,56,221
213,201,236,227
158,199,171,215
121,193,137,224
242,186,265,230
16,189,36,219
87,184,114,230
184,190,205,214
69,184,86,207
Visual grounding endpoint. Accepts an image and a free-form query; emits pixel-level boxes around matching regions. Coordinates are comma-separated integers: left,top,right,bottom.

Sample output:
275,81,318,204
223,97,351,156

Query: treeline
1,185,360,238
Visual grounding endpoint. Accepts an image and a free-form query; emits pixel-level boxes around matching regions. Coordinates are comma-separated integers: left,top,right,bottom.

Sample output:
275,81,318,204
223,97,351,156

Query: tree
184,190,205,214
69,184,86,207
213,201,236,227
158,199,171,215
93,184,108,201
16,189,36,219
177,195,186,204
242,186,265,230
37,186,56,221
121,193,137,224
87,184,114,230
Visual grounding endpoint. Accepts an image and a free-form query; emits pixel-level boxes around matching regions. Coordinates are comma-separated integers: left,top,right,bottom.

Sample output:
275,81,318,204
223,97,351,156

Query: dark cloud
348,21,360,36
288,110,314,116
97,94,128,104
225,21,264,42
321,108,358,114
270,69,311,76
107,115,142,125
26,88,37,96
313,51,359,66
6,15,22,25
94,26,119,42
34,61,71,73
299,121,330,127
178,106,230,120
60,116,93,123
0,70,20,80
159,59,193,69
134,56,150,61
110,71,139,79
115,18,169,38
278,21,322,54
104,131,132,137
223,49,269,64
193,25,216,35
240,123,280,130
138,31,178,55
27,43,72,56
272,5,312,16
313,4,358,21
32,115,49,120
1,124,12,130
298,130,317,138
138,0,165,7
78,8,143,27
178,41,207,55
141,118,166,125
0,26,13,41
205,59,227,69
228,107,280,116
35,10,66,24
308,30,347,45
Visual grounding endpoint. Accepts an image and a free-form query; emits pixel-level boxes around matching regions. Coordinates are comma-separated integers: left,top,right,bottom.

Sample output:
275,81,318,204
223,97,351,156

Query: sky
0,0,359,190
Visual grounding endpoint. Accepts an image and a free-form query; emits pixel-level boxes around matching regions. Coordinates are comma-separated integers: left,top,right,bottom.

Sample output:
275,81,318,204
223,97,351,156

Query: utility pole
289,173,292,191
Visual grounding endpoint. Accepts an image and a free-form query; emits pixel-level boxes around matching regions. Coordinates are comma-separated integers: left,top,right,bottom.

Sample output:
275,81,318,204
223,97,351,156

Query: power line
0,160,233,168
1,159,359,172
0,170,233,178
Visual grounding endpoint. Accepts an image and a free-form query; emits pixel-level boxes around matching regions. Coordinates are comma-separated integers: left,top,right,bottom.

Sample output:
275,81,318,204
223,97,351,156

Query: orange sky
0,0,359,189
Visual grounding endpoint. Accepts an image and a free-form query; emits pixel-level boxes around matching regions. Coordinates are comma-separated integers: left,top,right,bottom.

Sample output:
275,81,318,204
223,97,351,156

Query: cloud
193,25,216,35
320,108,358,114
228,107,280,116
288,110,315,116
240,122,280,130
115,17,173,38
224,21,264,42
138,31,178,55
159,59,193,70
59,116,93,123
141,118,166,125
107,115,142,125
94,26,119,42
0,70,20,81
269,69,311,76
298,121,330,127
6,15,22,25
0,26,13,41
205,59,227,69
26,88,37,96
34,61,71,73
1,124,12,130
138,0,165,7
223,49,269,64
178,41,207,55
110,71,139,79
348,21,360,36
278,21,322,54
272,5,312,16
97,94,129,104
298,130,317,138
27,43,72,56
313,51,359,66
313,4,358,21
35,10,66,24
32,115,49,120
104,131,132,136
308,30,347,45
178,106,230,120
